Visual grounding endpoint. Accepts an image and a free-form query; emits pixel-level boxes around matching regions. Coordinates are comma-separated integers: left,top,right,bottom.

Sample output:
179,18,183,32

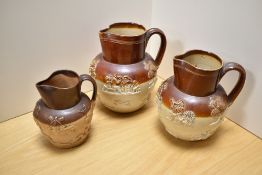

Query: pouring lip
174,49,224,72
36,70,80,90
99,22,147,39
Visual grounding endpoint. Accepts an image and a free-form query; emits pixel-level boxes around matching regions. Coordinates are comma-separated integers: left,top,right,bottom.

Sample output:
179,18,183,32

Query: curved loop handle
219,62,246,106
79,74,97,102
145,28,166,66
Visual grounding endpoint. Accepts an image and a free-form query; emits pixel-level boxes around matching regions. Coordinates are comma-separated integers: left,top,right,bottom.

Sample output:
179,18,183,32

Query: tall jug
157,50,246,141
33,70,97,148
89,22,166,113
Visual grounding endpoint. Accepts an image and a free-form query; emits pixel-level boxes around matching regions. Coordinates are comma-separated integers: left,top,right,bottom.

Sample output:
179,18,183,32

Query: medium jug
157,50,246,141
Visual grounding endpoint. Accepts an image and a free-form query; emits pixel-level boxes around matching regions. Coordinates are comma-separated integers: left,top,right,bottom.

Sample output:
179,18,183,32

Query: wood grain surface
0,78,261,175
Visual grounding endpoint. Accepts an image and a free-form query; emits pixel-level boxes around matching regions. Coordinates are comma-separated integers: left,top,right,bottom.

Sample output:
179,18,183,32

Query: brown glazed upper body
158,76,228,117
98,22,166,66
174,50,223,96
91,22,166,84
34,93,92,125
91,53,157,84
100,23,146,64
34,70,97,124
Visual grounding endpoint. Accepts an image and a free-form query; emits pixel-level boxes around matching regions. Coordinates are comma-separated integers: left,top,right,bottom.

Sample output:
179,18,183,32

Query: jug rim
99,22,147,39
174,50,224,72
36,70,80,90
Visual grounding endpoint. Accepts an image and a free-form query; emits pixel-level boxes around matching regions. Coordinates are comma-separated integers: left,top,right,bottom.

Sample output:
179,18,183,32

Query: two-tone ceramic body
90,23,166,112
33,70,97,148
157,50,246,141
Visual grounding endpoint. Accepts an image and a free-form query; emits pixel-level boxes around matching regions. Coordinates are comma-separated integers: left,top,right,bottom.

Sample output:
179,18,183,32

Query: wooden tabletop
0,79,261,175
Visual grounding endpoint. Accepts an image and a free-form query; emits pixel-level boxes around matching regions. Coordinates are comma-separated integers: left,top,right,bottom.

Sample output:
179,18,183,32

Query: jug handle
80,74,97,102
219,62,246,106
145,28,167,67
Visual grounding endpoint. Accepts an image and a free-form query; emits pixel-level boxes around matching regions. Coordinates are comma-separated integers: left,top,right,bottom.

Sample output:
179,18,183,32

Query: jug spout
173,50,223,96
36,70,81,109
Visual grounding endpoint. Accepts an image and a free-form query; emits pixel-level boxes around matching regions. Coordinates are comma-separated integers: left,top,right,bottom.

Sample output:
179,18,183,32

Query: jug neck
36,70,81,109
173,50,223,96
99,22,147,64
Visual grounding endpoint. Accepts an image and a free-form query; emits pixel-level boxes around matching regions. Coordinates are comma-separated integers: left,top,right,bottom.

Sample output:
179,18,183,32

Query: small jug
157,50,246,141
89,22,166,112
33,70,97,148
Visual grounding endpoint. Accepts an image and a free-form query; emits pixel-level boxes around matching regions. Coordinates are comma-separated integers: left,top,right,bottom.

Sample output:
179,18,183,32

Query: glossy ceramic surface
33,70,97,148
157,50,246,141
90,22,166,112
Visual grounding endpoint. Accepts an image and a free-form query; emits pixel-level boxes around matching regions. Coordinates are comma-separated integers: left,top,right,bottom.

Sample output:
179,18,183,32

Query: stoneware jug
33,70,97,148
157,50,246,141
89,22,166,113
